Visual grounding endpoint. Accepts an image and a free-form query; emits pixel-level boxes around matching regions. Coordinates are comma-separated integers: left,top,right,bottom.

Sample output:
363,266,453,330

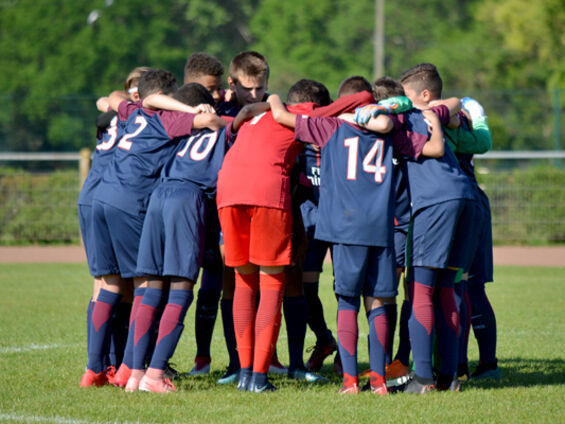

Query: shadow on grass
466,357,565,389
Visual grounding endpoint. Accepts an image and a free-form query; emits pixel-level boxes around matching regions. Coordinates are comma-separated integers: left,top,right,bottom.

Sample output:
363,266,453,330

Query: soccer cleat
338,383,360,394
288,368,328,383
138,375,177,393
112,363,132,388
471,361,502,380
369,372,388,395
370,382,388,395
268,356,287,375
105,366,117,386
385,359,410,387
249,380,277,393
164,363,181,380
436,372,462,392
80,369,107,387
217,367,240,385
189,356,211,376
403,374,436,394
125,373,143,392
305,336,338,371
237,369,253,391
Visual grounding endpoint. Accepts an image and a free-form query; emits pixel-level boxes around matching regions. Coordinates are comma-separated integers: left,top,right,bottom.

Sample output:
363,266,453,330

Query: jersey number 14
344,137,387,183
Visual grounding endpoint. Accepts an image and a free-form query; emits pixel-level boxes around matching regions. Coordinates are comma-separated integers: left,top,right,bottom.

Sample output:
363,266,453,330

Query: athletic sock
408,267,436,380
454,280,470,372
336,295,360,380
367,305,388,378
434,269,460,378
132,287,164,370
383,303,396,365
468,282,497,364
304,281,332,344
233,271,259,370
87,289,121,373
220,298,240,370
149,289,194,370
86,298,94,356
194,286,221,359
253,271,285,374
283,295,308,372
121,287,146,368
109,301,131,368
395,299,412,365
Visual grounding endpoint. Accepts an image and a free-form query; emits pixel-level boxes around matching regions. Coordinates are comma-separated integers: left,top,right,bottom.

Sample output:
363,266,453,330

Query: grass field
0,263,564,423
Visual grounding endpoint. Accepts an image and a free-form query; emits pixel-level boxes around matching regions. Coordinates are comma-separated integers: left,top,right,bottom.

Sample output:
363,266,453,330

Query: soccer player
183,52,225,105
81,69,218,388
267,92,445,395
124,83,269,393
79,66,150,386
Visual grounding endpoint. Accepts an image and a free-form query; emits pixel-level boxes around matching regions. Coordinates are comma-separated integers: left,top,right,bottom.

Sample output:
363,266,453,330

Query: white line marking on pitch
0,343,80,354
0,413,153,424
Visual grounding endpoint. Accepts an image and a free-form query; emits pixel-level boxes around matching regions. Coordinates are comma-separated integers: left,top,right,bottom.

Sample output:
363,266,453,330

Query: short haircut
174,83,215,107
124,66,152,92
137,69,178,99
229,51,270,84
372,76,405,102
184,52,224,82
337,76,372,98
399,63,443,98
286,79,331,106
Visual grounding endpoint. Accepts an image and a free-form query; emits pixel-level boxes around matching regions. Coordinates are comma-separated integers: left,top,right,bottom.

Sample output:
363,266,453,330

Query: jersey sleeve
158,110,196,139
294,115,341,148
444,113,492,154
309,91,374,117
430,104,450,126
118,100,140,121
389,112,428,159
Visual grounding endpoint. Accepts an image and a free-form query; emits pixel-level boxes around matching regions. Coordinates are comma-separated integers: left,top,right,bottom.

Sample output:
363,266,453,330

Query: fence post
79,148,91,188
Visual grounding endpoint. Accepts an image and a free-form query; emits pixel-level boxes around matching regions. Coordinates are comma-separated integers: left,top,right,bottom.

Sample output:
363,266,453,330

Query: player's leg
218,265,241,383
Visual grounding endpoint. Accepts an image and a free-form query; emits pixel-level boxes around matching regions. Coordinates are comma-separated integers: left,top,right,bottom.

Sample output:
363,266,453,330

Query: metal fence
1,151,564,245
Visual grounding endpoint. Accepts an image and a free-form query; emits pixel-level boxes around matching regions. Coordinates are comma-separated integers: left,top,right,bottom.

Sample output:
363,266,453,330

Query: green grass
0,264,564,423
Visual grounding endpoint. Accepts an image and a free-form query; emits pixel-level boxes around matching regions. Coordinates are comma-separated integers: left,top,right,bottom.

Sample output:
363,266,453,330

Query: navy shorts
136,183,206,281
394,227,408,269
411,199,476,269
468,192,494,284
78,204,97,275
91,200,144,278
460,199,481,273
333,243,397,298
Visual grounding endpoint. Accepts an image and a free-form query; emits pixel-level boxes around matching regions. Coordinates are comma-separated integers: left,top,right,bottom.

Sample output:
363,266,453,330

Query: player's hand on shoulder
194,103,217,114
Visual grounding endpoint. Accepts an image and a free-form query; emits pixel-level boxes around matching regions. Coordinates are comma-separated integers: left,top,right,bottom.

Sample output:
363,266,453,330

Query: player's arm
96,97,110,113
108,91,130,112
268,94,297,128
142,93,215,114
421,109,445,158
342,112,394,133
193,113,227,131
232,102,271,132
428,97,461,117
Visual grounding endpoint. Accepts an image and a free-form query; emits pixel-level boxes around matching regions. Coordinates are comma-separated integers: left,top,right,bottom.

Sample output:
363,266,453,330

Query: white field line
0,413,153,424
0,343,81,354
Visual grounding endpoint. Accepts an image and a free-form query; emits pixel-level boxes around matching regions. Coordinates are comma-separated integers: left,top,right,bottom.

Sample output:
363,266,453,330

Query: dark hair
229,51,270,83
372,76,405,102
174,83,215,107
286,79,331,106
137,69,177,99
337,76,372,98
399,63,442,98
184,52,224,83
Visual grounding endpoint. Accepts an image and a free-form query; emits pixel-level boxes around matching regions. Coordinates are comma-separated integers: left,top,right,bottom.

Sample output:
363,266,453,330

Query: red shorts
218,205,292,267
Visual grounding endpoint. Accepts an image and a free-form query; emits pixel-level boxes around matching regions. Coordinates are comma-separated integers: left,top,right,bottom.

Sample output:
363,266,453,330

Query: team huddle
78,50,500,395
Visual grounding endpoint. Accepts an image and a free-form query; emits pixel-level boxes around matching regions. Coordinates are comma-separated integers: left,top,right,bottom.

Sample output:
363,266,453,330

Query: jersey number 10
344,137,387,183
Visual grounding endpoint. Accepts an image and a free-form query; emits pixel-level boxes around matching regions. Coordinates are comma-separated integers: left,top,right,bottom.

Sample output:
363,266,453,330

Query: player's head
372,76,405,102
337,76,372,98
174,83,215,107
228,51,269,106
124,66,152,102
183,53,225,104
399,63,442,107
137,69,178,100
286,79,331,106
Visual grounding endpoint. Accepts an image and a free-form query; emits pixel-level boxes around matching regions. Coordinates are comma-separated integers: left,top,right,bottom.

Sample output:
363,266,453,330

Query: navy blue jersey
394,110,475,214
295,116,398,247
393,158,411,230
161,126,233,199
295,144,321,205
78,113,126,206
93,103,195,214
